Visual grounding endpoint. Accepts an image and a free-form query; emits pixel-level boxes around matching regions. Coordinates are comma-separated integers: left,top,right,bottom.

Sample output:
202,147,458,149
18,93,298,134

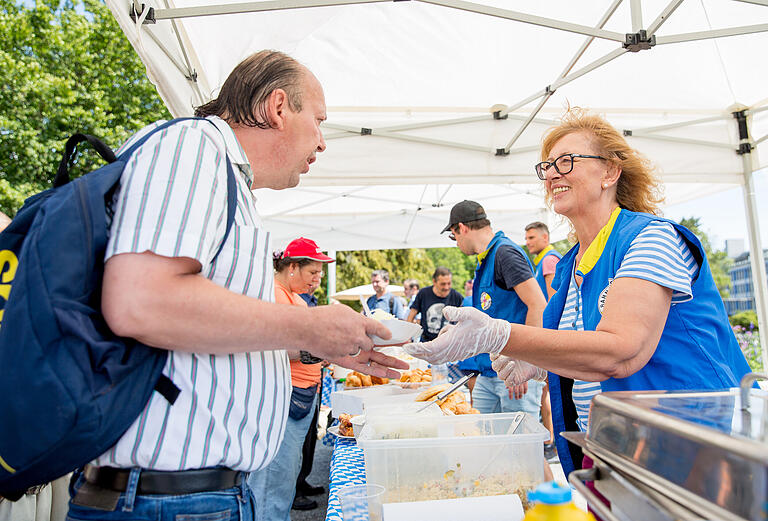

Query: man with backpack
367,269,407,319
63,50,406,520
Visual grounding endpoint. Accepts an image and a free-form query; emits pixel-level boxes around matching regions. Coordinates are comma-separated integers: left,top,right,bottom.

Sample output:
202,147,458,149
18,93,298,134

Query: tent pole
736,110,768,370
327,250,337,303
630,0,643,32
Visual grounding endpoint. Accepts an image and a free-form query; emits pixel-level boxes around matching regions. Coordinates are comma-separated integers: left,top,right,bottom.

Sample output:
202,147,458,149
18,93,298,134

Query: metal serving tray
583,375,768,521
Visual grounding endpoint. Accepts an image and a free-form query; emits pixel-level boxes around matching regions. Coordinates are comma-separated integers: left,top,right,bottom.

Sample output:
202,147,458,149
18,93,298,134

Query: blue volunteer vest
464,232,536,377
533,245,562,301
547,208,751,476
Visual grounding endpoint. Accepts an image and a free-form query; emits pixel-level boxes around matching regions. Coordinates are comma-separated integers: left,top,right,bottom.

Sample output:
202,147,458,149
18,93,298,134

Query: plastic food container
357,413,548,505
352,402,444,438
331,385,421,417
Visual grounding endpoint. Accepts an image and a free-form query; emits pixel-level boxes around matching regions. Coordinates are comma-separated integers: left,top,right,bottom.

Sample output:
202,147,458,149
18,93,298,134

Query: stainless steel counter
565,374,768,521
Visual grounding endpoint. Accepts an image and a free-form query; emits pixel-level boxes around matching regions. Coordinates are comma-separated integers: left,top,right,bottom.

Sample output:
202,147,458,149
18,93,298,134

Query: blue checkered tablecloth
321,368,335,407
325,437,366,521
447,362,464,383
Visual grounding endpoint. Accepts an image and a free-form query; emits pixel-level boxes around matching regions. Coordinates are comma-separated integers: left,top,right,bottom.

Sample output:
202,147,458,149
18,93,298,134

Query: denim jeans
66,470,255,521
472,374,544,418
247,393,317,521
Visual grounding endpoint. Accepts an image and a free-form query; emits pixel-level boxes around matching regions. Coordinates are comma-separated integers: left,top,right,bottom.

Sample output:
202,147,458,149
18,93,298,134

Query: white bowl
371,319,422,346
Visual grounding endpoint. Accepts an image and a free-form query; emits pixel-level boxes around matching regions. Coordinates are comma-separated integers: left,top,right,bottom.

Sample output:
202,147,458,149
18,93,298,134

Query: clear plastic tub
357,412,548,505
331,385,421,417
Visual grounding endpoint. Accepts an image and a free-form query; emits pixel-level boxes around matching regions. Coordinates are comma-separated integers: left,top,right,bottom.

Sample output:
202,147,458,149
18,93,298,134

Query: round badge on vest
480,292,492,310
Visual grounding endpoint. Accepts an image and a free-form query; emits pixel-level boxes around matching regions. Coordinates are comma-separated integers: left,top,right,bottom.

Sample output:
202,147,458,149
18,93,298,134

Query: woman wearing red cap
249,237,334,521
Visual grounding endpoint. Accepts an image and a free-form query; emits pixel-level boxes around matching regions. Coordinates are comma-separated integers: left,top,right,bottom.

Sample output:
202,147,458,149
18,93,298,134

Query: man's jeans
66,471,255,521
472,374,544,418
248,393,318,521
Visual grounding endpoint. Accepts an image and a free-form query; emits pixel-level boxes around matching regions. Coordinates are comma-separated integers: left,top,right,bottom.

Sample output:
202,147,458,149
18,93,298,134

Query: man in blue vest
444,200,547,415
524,221,562,460
525,222,562,300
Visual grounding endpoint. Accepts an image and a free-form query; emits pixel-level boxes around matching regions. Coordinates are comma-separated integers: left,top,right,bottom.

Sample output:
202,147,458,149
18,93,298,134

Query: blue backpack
0,118,236,499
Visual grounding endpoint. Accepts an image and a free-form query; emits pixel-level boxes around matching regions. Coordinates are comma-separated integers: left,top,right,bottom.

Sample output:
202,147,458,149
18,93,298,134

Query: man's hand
403,306,510,364
305,305,408,378
490,353,546,388
329,350,409,379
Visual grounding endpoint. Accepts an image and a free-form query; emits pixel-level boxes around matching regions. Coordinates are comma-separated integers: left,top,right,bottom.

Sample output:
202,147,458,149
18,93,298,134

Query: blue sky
664,168,768,252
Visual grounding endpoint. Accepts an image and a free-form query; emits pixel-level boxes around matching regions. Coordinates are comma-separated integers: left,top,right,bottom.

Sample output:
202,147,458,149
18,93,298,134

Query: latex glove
403,306,510,365
490,352,547,387
508,382,528,400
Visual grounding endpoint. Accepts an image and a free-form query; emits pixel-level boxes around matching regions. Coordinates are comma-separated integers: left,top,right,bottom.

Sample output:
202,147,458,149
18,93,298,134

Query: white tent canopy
107,0,768,362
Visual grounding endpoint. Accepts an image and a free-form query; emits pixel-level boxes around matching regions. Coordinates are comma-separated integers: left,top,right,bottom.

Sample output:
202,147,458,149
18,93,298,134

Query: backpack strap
54,134,118,188
116,118,237,260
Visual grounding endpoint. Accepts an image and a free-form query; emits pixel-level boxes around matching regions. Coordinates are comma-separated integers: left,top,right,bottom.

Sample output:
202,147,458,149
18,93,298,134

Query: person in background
293,277,326,511
404,108,751,478
403,279,421,323
407,267,463,341
368,269,406,319
249,237,334,520
524,221,562,459
525,221,562,300
443,200,547,417
462,279,473,306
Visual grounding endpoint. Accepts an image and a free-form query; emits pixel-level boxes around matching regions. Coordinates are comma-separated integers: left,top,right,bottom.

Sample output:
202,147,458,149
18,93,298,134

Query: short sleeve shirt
493,245,534,291
367,292,407,319
541,254,560,276
561,220,699,432
411,287,464,341
94,117,291,472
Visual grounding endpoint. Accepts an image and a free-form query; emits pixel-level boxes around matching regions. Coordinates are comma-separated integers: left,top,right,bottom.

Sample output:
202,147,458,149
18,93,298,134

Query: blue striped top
559,221,699,431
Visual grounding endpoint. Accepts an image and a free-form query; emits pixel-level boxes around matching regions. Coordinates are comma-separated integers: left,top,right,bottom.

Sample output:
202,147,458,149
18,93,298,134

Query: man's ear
265,88,289,130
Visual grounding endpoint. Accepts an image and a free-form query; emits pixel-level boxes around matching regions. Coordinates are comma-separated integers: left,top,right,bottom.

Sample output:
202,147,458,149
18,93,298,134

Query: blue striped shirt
559,221,699,431
94,117,291,472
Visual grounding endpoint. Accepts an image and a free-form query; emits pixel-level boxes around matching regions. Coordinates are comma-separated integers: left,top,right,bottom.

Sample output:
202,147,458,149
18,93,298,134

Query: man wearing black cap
442,200,547,416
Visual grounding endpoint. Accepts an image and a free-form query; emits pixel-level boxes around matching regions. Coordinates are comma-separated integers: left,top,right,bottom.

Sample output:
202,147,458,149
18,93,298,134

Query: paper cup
338,483,385,521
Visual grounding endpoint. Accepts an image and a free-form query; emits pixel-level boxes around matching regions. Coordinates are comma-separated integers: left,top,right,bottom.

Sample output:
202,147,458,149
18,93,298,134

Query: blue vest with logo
466,232,535,377
533,247,562,301
547,209,751,476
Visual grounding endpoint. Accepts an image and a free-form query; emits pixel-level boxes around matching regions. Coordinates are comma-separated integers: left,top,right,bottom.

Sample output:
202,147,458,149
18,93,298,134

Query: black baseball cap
441,200,488,233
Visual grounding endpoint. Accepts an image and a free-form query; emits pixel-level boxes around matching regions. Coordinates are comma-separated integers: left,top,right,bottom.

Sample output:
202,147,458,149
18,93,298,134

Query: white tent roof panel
106,0,768,252
106,0,768,376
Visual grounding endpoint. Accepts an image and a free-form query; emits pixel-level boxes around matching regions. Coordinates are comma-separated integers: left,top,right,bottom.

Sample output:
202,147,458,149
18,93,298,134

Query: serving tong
415,371,479,413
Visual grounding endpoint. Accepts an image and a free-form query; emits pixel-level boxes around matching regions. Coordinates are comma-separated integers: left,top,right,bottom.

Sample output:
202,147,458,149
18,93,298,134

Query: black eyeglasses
534,153,606,180
448,224,459,241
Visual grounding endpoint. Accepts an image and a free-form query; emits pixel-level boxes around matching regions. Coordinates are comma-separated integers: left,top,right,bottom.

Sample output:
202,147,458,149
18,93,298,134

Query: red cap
282,237,334,263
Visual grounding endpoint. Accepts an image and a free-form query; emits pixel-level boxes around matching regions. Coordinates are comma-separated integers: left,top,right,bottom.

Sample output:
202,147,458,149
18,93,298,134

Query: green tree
0,0,171,216
679,217,732,297
425,247,476,292
330,248,436,307
551,238,574,256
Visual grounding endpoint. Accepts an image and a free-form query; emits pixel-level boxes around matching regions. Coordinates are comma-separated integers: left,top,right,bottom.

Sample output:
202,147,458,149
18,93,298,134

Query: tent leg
737,112,768,371
327,249,337,302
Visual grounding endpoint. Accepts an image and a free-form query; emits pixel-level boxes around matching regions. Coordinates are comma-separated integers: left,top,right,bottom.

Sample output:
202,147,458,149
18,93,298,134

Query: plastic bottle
430,363,449,383
523,481,597,521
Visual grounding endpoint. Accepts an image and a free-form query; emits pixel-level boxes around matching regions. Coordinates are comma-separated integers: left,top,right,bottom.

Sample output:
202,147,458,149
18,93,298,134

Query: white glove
490,352,547,387
403,306,510,365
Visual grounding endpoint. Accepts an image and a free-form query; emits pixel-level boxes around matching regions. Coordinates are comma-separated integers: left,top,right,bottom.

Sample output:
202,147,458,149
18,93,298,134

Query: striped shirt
93,116,291,472
560,221,699,431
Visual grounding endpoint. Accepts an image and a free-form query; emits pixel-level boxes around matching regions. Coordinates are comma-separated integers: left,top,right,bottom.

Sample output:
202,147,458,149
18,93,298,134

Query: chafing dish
564,373,768,521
